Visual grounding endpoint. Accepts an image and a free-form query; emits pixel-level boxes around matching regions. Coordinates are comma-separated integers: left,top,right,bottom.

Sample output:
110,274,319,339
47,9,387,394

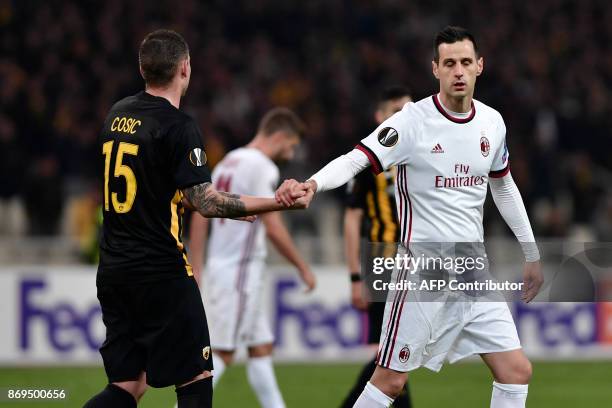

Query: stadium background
1,0,611,407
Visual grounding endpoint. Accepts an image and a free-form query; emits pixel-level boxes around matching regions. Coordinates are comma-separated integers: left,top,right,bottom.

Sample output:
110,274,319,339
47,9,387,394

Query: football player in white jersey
276,26,543,408
190,108,316,408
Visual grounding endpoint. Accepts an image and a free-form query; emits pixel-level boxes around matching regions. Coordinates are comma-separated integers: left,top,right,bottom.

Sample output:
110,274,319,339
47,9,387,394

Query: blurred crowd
1,0,611,243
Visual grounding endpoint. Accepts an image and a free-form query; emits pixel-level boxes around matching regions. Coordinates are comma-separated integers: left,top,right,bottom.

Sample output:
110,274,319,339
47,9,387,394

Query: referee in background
341,86,413,408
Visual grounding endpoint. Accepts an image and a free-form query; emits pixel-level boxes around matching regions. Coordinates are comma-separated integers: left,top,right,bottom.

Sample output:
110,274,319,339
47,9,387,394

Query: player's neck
247,137,275,159
145,86,182,109
438,92,473,113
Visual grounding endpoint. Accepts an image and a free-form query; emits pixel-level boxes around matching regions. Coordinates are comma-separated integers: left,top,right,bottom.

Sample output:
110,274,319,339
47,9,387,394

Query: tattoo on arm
184,183,247,218
218,191,241,200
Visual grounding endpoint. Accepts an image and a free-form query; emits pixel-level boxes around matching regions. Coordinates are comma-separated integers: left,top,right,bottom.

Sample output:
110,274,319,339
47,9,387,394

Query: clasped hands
275,179,317,209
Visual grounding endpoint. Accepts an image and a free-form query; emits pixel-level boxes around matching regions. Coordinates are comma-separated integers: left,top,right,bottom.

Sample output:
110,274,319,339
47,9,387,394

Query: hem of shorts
211,338,275,351
107,373,142,384
146,366,211,389
422,361,444,373
243,338,275,348
447,345,523,365
211,344,237,352
382,361,429,373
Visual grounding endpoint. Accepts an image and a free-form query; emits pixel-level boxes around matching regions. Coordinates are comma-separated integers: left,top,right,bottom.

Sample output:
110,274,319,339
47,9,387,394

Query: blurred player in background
85,30,309,408
276,26,543,408
341,86,413,408
189,108,316,408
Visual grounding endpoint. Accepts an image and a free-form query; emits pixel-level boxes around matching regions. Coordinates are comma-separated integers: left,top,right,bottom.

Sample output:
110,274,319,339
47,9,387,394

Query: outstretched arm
276,149,370,206
489,172,542,302
183,182,309,219
277,106,412,205
309,149,371,193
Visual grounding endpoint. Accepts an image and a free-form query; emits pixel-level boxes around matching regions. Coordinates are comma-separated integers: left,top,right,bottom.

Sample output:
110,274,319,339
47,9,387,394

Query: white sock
490,382,529,408
212,353,227,388
246,356,286,408
353,381,394,408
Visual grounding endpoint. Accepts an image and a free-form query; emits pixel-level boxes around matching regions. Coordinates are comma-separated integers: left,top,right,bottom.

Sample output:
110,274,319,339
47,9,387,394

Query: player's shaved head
433,26,478,62
139,29,189,87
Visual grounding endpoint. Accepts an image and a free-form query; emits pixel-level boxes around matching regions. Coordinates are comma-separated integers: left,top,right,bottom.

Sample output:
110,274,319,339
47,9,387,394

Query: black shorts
97,276,213,388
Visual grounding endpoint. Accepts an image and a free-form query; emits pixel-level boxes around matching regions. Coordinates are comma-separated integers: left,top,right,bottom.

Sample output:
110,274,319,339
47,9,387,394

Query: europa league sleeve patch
377,127,399,147
189,148,207,167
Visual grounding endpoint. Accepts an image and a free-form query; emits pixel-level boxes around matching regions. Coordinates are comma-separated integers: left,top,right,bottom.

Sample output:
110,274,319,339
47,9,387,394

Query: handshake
275,179,318,209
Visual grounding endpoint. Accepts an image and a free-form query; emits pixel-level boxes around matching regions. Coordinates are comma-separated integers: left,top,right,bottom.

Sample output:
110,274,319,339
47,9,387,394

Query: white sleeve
489,117,510,177
357,102,415,173
310,148,370,192
489,172,540,262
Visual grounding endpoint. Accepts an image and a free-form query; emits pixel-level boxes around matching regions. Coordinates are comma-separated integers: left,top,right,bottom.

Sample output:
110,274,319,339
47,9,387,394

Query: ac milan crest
399,345,410,363
480,136,490,157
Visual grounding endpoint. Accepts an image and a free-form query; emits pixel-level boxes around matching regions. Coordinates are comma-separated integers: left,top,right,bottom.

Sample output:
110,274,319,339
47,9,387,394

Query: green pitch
0,361,610,407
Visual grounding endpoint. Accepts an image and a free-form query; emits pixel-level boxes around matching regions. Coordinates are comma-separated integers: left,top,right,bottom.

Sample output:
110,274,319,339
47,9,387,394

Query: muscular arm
183,182,292,218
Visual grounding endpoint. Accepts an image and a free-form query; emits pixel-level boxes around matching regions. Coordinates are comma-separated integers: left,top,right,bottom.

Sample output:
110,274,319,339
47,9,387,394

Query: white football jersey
357,94,510,244
205,147,279,270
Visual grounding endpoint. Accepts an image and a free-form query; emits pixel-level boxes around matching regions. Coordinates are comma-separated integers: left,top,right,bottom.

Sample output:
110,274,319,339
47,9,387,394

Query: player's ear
180,56,190,78
374,109,384,124
476,57,484,76
432,60,440,79
139,65,145,80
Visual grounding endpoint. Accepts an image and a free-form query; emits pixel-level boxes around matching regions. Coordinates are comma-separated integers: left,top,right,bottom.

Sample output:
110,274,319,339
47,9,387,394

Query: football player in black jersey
83,29,310,408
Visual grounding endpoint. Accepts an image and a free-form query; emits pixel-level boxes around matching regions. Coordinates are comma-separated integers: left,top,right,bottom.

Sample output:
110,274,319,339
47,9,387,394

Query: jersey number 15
102,141,139,213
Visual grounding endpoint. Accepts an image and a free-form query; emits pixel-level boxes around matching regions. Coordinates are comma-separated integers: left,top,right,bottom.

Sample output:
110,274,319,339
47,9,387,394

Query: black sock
393,381,412,408
340,358,377,408
176,377,213,408
83,384,136,408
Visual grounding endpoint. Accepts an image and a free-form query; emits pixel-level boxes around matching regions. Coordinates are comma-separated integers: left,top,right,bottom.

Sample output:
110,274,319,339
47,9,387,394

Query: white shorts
376,289,521,372
202,260,274,350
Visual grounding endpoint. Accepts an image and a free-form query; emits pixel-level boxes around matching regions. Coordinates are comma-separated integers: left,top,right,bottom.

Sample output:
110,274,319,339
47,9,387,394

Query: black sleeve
345,171,368,209
170,119,212,189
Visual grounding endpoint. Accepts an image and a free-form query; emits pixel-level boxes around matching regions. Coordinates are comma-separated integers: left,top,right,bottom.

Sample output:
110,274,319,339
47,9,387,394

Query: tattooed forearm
218,191,241,200
184,182,248,218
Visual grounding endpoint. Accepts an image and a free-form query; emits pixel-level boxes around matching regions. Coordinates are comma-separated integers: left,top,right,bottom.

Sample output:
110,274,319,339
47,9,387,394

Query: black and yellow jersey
346,168,399,243
97,91,211,284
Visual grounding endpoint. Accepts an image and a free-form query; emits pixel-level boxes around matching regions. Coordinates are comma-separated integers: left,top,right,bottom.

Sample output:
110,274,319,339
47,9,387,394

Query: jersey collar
432,94,476,124
139,91,172,106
